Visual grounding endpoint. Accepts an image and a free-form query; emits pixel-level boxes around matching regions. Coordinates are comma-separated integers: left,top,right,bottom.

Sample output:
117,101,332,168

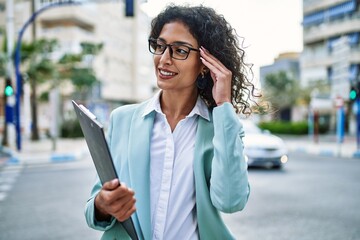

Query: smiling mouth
159,69,177,77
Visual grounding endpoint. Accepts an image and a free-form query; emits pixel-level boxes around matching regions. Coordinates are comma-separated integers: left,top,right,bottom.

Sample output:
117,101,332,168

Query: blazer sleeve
209,102,250,213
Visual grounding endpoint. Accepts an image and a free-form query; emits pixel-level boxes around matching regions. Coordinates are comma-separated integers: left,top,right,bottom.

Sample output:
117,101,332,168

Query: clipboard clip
79,104,97,120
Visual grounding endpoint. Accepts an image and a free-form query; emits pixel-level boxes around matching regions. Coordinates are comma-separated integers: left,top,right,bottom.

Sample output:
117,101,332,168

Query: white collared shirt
142,91,210,240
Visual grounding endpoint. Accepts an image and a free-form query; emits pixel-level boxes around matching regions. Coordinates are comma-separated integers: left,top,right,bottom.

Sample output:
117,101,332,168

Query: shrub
60,119,84,138
258,121,308,135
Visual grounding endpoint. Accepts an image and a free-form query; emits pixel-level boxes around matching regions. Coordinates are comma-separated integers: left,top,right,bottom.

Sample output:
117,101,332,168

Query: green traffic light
4,85,13,96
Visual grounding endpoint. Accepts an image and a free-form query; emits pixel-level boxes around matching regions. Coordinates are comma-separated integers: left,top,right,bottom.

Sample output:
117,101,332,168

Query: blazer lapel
128,107,155,240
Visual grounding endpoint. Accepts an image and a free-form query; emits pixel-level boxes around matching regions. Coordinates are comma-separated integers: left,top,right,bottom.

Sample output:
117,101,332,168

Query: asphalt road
223,152,360,240
0,152,359,240
0,159,102,240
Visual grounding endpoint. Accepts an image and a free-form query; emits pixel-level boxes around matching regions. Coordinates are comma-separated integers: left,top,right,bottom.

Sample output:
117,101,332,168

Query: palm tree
20,39,103,140
58,42,103,101
21,39,58,140
263,71,301,120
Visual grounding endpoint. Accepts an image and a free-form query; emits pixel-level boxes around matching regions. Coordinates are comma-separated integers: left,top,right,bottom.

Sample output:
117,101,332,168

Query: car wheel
272,164,283,169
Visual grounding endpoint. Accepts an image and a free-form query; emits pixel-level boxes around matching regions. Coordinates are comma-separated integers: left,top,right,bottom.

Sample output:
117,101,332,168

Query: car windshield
240,120,262,134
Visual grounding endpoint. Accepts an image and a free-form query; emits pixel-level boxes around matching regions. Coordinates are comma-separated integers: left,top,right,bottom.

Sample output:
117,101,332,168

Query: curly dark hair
149,4,260,115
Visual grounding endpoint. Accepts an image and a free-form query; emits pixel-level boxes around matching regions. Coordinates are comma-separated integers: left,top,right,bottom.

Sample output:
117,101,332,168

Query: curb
2,148,89,166
0,146,15,168
287,145,360,159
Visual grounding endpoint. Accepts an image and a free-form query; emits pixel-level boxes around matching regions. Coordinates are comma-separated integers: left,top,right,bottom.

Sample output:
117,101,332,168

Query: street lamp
13,1,81,150
13,0,127,150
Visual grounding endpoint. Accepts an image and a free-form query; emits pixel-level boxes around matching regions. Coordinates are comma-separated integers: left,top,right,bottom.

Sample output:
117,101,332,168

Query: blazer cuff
85,197,116,231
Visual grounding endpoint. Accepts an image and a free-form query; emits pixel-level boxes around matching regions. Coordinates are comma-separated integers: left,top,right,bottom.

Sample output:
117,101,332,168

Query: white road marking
0,164,24,202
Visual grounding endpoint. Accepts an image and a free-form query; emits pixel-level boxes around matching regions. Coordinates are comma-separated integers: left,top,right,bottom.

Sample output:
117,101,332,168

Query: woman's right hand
94,179,136,222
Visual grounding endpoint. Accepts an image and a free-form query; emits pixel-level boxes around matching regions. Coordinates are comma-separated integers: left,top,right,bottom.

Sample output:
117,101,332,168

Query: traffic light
4,78,14,97
350,86,357,101
125,0,134,17
350,82,360,102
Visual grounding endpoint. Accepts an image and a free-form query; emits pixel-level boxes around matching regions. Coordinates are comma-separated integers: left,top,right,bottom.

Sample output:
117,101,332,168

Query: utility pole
126,0,138,101
2,0,15,147
13,0,124,150
30,0,40,140
32,0,37,40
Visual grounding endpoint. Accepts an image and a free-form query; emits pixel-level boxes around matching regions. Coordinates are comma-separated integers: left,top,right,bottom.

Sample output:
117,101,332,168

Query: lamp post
2,0,15,147
13,1,81,150
13,0,125,150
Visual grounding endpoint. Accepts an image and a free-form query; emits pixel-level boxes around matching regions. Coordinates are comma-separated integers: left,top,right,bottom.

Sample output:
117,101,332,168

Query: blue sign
336,107,345,144
5,105,14,123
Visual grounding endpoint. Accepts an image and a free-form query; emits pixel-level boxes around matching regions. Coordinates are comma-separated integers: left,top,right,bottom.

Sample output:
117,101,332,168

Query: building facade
301,0,360,133
259,52,304,121
302,0,360,98
260,52,300,87
0,0,156,138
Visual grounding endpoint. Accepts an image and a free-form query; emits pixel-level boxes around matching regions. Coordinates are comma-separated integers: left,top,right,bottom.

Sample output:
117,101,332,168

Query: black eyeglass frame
148,38,200,60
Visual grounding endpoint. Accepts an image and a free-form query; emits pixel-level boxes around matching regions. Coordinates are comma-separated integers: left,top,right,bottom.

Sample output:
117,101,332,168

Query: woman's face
153,21,203,93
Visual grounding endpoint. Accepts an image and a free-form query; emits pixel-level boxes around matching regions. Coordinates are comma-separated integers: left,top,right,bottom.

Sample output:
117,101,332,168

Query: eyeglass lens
149,39,192,60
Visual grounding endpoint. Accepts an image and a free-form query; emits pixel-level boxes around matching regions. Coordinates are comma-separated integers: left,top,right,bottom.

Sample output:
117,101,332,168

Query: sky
142,0,303,82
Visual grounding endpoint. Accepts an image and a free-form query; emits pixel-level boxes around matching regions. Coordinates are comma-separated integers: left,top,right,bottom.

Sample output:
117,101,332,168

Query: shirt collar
142,90,210,121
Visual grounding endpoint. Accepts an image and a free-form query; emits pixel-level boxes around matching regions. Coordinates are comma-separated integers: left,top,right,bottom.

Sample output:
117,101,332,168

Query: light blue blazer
84,101,250,240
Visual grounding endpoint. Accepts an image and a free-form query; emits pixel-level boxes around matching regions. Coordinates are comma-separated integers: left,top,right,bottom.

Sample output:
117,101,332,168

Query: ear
201,67,209,75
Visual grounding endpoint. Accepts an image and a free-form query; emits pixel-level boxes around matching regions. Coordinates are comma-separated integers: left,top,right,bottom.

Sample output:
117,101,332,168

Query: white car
240,119,288,169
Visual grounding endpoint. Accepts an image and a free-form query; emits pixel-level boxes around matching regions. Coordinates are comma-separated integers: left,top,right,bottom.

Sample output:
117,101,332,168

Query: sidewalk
1,134,359,169
281,134,360,159
1,137,90,166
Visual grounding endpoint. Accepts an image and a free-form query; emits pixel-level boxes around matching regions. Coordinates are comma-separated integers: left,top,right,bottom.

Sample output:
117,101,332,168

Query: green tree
0,52,7,77
19,39,103,140
58,42,103,100
21,39,58,140
300,79,330,105
263,71,301,120
80,42,103,55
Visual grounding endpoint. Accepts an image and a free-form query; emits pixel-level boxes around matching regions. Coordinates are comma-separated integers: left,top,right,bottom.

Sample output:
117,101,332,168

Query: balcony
38,5,95,33
301,46,360,68
303,15,360,44
304,0,352,15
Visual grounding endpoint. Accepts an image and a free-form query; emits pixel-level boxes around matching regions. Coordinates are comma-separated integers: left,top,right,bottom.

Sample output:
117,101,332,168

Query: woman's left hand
200,46,232,106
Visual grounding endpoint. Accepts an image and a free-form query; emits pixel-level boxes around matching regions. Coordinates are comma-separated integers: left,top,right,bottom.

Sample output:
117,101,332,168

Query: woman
85,4,257,240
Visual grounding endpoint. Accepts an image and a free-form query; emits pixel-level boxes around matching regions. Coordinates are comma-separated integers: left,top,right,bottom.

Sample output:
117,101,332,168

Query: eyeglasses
148,38,200,60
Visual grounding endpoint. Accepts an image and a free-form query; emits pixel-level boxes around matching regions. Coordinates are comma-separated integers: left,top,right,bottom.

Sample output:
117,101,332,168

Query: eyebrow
157,38,197,47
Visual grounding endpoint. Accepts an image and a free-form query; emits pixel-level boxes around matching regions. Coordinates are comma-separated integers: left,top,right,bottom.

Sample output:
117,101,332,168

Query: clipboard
72,100,139,240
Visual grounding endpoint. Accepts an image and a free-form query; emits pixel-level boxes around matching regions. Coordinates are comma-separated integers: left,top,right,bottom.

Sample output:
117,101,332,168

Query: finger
201,57,230,83
201,51,232,80
102,178,120,190
100,186,134,213
200,47,227,71
105,188,135,213
111,184,134,200
113,196,137,221
200,55,229,81
116,205,137,222
99,181,128,205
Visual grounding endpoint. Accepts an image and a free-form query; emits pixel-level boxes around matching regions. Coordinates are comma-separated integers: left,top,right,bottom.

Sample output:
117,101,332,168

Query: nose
159,45,173,64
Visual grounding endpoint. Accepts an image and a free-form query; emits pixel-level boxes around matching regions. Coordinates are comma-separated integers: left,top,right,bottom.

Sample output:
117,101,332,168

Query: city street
223,151,360,240
0,151,359,240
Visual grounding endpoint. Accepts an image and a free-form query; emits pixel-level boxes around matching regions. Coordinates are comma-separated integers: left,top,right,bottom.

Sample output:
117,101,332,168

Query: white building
0,0,156,137
301,0,360,133
0,0,156,101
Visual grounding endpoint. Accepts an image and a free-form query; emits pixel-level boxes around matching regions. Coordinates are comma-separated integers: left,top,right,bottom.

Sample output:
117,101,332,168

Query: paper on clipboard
72,100,138,240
